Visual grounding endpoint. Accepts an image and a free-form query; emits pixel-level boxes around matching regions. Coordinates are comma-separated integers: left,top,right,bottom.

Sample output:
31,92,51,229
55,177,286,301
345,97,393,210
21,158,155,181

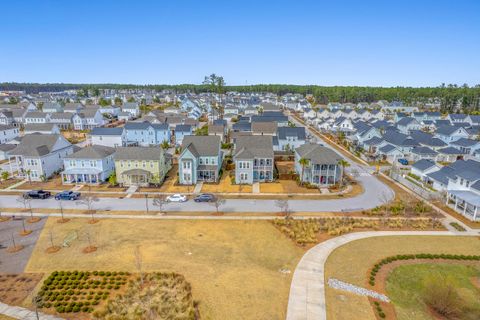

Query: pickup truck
23,190,51,199
55,191,81,201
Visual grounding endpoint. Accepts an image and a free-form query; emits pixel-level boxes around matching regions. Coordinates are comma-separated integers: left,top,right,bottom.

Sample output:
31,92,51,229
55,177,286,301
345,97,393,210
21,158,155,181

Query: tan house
114,146,171,186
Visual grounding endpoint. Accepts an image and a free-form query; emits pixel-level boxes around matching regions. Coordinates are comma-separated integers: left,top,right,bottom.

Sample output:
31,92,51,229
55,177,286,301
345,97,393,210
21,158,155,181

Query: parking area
0,217,47,273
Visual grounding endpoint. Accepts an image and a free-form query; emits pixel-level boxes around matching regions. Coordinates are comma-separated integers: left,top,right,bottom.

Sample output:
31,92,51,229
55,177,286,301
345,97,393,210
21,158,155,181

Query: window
205,158,209,164
142,161,146,168
90,161,95,167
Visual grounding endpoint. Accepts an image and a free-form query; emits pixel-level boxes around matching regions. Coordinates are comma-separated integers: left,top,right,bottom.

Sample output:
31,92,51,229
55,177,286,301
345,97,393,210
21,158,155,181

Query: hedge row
369,253,480,286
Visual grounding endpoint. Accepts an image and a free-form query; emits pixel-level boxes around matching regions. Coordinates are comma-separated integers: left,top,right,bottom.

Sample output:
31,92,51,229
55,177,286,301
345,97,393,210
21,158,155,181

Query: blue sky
1,0,479,86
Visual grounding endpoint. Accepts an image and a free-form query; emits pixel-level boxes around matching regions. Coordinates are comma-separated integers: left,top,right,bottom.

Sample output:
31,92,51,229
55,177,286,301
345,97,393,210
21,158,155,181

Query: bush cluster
38,271,131,313
369,254,480,286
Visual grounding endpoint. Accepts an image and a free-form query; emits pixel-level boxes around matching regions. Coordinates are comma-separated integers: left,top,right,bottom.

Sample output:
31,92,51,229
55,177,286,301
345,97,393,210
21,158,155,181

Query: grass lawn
325,236,480,320
201,171,253,193
386,263,480,320
25,218,304,320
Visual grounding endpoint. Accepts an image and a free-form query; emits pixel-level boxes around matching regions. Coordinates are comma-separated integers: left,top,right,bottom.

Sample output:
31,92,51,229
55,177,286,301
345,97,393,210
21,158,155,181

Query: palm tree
298,158,310,186
337,159,350,187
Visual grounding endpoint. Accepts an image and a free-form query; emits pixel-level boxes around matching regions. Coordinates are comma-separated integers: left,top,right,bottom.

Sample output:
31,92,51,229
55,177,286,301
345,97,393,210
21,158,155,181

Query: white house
90,127,126,148
0,125,20,144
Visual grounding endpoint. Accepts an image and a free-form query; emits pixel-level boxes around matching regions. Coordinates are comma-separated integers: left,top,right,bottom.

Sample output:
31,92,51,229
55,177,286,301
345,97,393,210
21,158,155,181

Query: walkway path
0,302,62,320
285,230,478,320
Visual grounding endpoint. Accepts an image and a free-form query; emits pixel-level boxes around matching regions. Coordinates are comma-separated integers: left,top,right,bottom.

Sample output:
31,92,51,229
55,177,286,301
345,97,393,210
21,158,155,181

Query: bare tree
209,197,226,214
152,196,167,215
76,195,99,222
134,245,144,286
275,199,292,219
144,194,149,214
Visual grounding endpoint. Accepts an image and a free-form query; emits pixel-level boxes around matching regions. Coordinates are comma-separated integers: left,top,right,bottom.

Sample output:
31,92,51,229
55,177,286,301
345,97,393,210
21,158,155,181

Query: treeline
1,82,480,113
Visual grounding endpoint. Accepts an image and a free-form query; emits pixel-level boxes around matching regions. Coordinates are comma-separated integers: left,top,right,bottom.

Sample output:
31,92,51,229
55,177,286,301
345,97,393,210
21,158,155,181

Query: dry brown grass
325,236,480,320
0,178,23,190
14,176,64,190
201,172,253,193
25,218,304,320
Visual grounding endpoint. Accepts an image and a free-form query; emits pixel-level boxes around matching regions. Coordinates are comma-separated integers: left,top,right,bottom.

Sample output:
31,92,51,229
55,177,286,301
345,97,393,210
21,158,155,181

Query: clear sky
1,0,479,86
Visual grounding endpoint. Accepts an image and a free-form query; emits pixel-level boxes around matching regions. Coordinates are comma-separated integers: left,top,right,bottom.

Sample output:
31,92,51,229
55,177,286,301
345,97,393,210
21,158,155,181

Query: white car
166,194,188,202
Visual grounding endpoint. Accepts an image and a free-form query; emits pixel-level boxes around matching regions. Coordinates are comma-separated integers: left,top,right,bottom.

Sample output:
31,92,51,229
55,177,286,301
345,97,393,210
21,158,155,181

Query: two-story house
8,134,74,181
178,135,223,184
0,125,20,144
114,146,171,186
90,127,126,148
234,135,274,184
274,127,306,151
294,143,342,186
62,145,116,184
174,125,193,146
124,121,171,146
121,102,140,118
72,108,105,130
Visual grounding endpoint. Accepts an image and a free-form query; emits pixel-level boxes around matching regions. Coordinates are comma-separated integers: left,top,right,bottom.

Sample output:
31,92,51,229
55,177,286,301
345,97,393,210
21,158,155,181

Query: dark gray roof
25,111,48,119
181,135,221,157
295,143,341,164
232,121,251,132
451,138,479,147
234,135,274,159
277,127,306,140
396,117,417,126
0,144,16,152
426,167,455,185
435,120,451,126
252,122,277,134
50,112,73,120
24,123,57,132
114,146,164,160
437,147,463,155
409,130,447,147
66,145,115,159
383,131,419,147
436,125,464,136
90,127,124,136
175,124,192,133
363,137,384,146
411,146,437,155
378,144,397,153
9,134,65,157
412,159,436,171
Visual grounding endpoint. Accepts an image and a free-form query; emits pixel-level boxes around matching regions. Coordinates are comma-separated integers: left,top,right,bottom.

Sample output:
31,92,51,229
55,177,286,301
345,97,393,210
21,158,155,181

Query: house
24,112,50,124
447,114,468,123
435,126,469,143
174,125,193,146
396,117,421,134
275,127,306,152
332,117,354,132
294,143,342,186
124,121,171,146
436,147,464,163
122,102,140,118
0,144,16,160
233,135,274,184
114,146,171,187
64,102,84,114
410,146,438,162
98,105,120,117
90,127,126,148
24,123,60,135
62,145,116,184
450,138,480,157
410,159,439,181
42,102,63,113
8,134,74,181
252,122,277,136
49,112,73,130
118,112,131,121
377,144,404,162
0,111,14,126
208,124,227,142
0,125,20,144
178,135,223,184
72,108,106,130
251,113,288,127
244,106,258,115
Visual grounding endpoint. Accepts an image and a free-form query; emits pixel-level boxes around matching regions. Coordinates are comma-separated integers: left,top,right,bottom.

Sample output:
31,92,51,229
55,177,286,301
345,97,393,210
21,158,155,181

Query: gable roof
90,127,124,136
66,145,115,160
295,143,342,164
114,146,164,160
181,135,221,157
412,159,437,171
234,135,274,159
9,134,66,157
277,127,306,140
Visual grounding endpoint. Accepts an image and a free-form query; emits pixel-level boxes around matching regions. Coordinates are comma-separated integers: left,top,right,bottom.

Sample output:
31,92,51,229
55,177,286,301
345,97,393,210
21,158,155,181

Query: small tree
76,195,100,223
298,158,310,186
337,159,350,187
275,199,292,219
107,173,117,186
209,197,226,214
161,140,170,149
422,274,465,319
26,169,32,184
152,196,167,215
16,196,37,222
144,194,149,213
1,171,9,181
134,245,144,286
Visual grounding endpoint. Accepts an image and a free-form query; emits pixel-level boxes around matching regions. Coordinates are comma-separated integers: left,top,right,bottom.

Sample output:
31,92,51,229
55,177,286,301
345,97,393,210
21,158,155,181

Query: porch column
473,206,478,221
326,165,330,185
463,202,467,216
454,197,458,211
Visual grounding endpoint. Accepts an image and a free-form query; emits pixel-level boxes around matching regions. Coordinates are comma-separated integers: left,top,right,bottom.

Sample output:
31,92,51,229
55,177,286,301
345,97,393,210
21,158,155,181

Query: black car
23,190,51,199
194,193,216,202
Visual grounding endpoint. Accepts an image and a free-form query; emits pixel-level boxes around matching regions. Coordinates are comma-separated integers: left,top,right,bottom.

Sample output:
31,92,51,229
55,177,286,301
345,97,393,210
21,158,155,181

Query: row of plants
272,217,442,245
449,222,467,231
37,271,131,314
369,254,480,286
364,199,435,217
373,301,386,319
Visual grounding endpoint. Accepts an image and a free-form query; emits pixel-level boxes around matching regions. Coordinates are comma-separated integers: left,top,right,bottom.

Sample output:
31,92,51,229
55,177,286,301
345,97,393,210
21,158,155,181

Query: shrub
82,306,90,312
422,274,465,319
73,306,81,312
56,306,64,313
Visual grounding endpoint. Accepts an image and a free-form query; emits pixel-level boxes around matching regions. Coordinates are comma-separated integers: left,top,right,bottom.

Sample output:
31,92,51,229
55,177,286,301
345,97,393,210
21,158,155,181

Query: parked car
397,158,409,166
23,190,51,199
194,193,216,202
55,191,81,201
166,194,188,202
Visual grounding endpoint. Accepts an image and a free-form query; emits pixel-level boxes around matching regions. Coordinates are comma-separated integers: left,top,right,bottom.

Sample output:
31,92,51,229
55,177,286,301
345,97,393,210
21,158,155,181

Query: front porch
446,190,480,221
121,169,152,187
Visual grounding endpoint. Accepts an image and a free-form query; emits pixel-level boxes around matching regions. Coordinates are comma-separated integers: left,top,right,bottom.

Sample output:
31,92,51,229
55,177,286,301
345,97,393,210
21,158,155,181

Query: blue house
124,121,171,146
61,145,116,184
175,124,193,146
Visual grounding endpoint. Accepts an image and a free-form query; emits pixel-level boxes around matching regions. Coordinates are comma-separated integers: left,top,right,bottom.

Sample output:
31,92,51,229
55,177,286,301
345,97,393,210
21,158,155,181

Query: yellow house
114,146,171,186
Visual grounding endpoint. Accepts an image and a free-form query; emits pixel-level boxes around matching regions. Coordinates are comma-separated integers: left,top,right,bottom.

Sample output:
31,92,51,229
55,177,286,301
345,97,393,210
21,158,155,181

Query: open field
325,236,480,320
386,263,480,320
25,218,304,320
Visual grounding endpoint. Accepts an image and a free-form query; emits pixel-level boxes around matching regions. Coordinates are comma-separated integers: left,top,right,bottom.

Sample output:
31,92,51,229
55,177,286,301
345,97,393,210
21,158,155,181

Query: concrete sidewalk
0,302,63,320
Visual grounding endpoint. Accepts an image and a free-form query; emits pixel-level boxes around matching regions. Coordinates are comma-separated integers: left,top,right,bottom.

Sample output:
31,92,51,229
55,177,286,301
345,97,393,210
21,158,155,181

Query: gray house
294,143,342,186
234,135,274,184
178,135,222,185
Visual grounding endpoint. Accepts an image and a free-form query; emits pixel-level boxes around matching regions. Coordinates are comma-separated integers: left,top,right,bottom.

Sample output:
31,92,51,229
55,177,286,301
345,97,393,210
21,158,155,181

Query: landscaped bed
0,273,43,306
324,236,480,320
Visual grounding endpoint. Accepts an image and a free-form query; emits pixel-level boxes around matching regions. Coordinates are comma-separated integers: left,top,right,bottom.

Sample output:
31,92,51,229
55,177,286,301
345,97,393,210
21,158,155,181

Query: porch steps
5,179,27,190
125,185,138,198
252,182,260,194
320,188,330,194
193,182,203,194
